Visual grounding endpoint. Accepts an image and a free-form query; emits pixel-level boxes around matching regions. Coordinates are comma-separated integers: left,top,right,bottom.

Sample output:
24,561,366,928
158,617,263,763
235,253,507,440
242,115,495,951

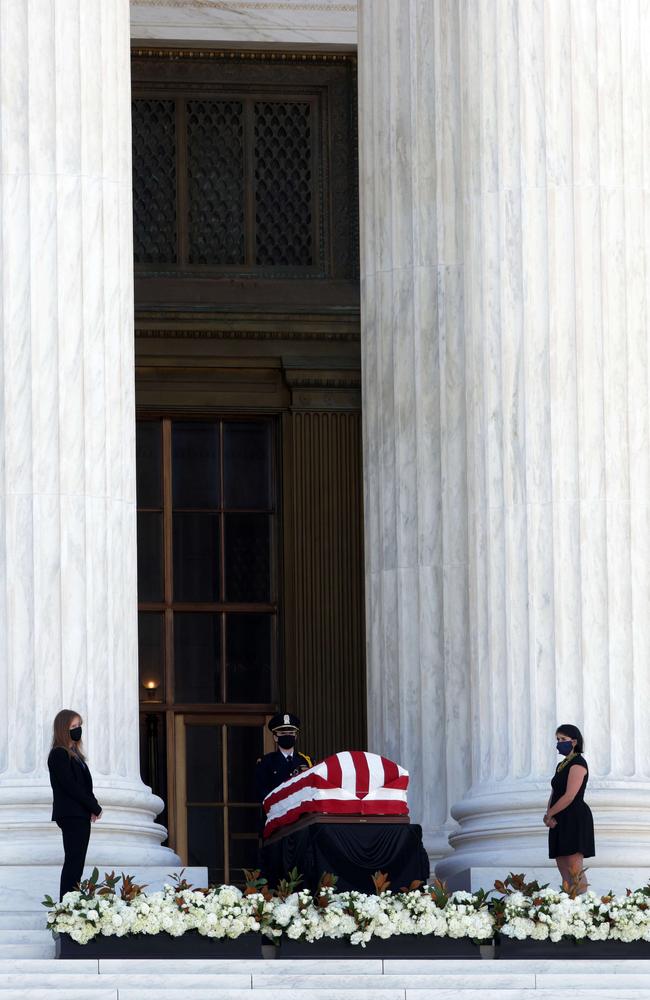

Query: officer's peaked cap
269,712,300,733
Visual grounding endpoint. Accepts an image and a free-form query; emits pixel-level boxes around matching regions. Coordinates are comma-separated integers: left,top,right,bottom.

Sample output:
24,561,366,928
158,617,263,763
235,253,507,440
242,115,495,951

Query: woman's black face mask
69,726,82,743
277,734,296,750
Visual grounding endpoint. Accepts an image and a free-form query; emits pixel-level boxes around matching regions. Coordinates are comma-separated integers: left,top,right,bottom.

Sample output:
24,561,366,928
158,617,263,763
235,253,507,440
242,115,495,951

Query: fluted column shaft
359,0,650,875
358,0,471,858
441,0,650,874
0,0,177,864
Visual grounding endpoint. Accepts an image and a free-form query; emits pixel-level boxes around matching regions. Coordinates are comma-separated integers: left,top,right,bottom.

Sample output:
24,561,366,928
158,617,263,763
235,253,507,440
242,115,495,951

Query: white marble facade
1,0,649,883
359,0,650,879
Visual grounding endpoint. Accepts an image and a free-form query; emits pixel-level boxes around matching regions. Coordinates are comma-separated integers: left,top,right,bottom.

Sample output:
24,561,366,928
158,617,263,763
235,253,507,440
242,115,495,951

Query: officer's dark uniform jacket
48,747,102,821
255,749,313,803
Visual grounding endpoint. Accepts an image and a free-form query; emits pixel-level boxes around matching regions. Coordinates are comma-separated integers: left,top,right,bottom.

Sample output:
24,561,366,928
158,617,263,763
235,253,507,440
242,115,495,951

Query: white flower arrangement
493,873,650,944
43,869,650,948
43,870,493,948
261,884,493,946
43,870,270,946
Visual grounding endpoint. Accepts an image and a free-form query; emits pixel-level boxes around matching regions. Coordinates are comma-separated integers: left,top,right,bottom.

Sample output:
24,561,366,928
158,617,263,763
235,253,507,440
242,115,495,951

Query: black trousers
56,817,91,900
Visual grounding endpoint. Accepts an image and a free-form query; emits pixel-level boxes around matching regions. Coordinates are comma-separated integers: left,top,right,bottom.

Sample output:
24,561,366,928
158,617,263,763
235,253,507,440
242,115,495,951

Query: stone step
0,992,116,999
0,913,44,930
0,960,97,973
1,956,650,975
0,929,53,943
1,993,650,1000
0,973,251,989
78,990,650,1000
0,944,55,959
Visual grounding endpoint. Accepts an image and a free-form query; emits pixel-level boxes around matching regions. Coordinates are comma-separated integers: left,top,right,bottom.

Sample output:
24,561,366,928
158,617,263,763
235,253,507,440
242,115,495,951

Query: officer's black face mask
69,726,82,743
277,735,296,750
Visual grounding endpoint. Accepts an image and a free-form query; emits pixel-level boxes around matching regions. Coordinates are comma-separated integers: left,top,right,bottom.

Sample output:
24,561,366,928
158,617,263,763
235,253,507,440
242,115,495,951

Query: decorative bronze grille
254,102,313,266
132,99,177,264
131,49,358,294
187,100,245,265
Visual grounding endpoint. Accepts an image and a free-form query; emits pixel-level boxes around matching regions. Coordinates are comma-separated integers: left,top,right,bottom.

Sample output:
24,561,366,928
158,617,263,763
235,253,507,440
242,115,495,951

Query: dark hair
556,723,584,753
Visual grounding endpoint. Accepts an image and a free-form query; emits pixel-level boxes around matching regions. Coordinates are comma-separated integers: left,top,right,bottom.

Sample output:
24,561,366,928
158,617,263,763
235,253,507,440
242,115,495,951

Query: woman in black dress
48,710,102,900
544,723,594,894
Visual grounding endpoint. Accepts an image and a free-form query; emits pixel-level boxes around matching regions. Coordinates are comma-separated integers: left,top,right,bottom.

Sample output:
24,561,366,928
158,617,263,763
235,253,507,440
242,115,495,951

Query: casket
262,750,409,838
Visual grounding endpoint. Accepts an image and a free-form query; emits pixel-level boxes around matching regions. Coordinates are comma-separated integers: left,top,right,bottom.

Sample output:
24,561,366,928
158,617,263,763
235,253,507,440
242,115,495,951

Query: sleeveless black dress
548,753,595,858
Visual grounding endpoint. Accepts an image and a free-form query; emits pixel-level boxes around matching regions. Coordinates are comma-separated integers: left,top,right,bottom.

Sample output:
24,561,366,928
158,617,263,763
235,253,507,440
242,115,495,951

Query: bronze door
136,416,279,874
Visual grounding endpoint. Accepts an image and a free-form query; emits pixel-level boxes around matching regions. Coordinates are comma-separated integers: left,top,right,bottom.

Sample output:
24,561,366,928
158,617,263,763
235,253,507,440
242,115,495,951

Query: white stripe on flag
367,752,385,792
338,750,356,793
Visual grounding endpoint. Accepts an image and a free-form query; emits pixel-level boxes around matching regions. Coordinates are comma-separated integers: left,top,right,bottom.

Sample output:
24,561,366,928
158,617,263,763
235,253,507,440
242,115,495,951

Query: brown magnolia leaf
371,871,391,894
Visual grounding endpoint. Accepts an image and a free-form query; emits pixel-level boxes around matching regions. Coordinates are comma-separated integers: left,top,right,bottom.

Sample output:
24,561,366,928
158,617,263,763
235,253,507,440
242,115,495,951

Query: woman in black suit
48,710,102,900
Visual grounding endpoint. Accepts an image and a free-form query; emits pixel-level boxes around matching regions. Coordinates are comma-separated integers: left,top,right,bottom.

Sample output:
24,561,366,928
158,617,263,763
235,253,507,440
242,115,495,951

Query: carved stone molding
136,328,359,342
282,357,360,410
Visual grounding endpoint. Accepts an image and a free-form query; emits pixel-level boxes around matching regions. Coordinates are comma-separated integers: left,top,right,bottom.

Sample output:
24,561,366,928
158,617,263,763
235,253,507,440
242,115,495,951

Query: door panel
174,714,271,884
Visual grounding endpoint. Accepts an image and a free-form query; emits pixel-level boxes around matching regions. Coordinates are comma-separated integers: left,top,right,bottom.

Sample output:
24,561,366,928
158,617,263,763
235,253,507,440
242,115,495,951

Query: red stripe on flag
327,754,343,788
350,750,370,798
382,756,399,786
263,797,408,838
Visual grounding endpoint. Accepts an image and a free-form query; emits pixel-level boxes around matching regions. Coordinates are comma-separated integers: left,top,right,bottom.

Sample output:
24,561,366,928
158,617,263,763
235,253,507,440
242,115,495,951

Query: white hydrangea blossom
498,886,650,943
46,882,269,945
261,885,492,946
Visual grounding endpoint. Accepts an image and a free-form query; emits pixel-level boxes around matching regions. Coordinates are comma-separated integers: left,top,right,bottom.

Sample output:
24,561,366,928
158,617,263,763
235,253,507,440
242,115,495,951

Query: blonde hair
51,709,86,761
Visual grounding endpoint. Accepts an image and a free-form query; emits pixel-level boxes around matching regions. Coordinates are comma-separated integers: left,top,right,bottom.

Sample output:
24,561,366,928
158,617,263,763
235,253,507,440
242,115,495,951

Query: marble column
0,0,177,864
437,0,650,877
359,0,650,877
358,0,472,859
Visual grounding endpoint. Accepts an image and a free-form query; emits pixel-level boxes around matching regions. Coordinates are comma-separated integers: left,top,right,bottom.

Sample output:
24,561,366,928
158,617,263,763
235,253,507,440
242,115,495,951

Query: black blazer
48,747,102,821
255,749,313,803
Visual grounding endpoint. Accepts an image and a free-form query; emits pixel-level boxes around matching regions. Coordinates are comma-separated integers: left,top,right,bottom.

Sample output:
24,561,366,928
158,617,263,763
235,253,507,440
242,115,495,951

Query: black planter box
498,936,650,960
56,930,262,959
276,935,485,959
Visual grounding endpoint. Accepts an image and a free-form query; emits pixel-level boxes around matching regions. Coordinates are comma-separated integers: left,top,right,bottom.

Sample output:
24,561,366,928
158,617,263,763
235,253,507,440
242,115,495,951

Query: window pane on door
228,805,260,879
186,724,223,802
227,724,264,802
226,614,272,703
223,422,272,509
187,806,224,883
137,512,164,602
172,422,220,508
138,612,165,702
173,512,220,601
174,613,221,703
136,421,162,508
224,513,270,601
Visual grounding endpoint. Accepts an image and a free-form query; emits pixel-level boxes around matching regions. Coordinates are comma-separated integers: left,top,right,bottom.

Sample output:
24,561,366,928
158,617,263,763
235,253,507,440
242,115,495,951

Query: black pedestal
260,820,430,893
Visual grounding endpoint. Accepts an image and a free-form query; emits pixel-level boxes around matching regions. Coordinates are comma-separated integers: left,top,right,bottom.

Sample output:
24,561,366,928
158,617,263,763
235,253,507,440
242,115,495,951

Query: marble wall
0,0,177,865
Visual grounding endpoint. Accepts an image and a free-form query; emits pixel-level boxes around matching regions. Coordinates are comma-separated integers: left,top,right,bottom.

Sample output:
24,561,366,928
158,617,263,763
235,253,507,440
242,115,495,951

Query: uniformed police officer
255,712,313,803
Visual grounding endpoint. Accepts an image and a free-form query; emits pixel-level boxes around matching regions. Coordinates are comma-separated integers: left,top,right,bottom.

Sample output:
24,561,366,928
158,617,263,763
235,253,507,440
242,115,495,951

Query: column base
422,824,456,867
436,781,650,883
0,866,207,911
0,778,180,865
443,866,650,897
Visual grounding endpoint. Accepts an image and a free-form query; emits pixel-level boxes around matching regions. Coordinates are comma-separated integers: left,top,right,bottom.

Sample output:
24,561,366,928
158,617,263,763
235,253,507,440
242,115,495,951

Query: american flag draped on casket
262,750,409,838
